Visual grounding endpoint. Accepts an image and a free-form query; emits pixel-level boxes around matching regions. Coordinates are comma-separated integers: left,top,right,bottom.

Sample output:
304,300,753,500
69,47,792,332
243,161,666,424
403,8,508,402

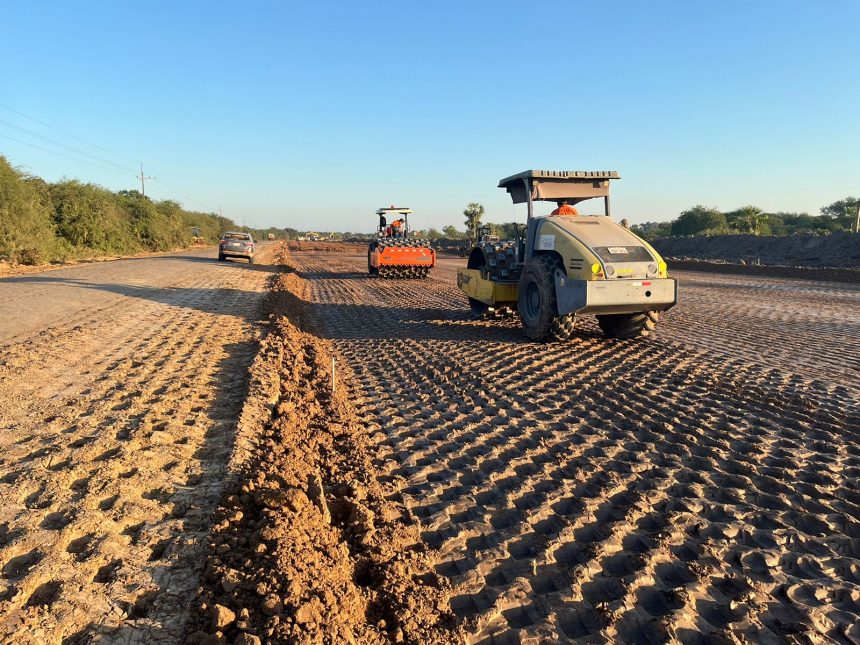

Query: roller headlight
605,265,615,276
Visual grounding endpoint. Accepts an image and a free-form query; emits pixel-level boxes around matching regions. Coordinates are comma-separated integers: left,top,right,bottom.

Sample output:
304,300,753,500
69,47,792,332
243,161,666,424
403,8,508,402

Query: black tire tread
517,255,575,342
597,311,659,339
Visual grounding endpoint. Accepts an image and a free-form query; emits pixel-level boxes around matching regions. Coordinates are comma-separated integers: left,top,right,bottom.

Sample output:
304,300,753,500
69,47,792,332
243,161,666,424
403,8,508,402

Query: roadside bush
181,209,233,243
0,156,60,264
50,180,140,256
0,154,240,265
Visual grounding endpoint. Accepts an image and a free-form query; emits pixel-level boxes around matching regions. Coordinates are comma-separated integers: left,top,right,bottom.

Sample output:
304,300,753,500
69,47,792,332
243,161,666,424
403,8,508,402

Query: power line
0,132,138,178
0,103,222,213
150,176,219,212
0,102,140,165
0,117,138,174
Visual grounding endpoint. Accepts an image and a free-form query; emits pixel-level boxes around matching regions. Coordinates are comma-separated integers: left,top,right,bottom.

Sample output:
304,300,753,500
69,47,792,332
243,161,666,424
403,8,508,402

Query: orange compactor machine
367,206,436,278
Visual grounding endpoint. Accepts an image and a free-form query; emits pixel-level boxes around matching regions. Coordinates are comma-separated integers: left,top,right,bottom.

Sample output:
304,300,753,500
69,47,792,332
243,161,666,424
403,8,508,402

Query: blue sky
1,1,858,231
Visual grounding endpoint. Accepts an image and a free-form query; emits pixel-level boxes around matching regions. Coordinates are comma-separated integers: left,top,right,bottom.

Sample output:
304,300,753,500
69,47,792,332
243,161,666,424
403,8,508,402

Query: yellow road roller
457,170,678,341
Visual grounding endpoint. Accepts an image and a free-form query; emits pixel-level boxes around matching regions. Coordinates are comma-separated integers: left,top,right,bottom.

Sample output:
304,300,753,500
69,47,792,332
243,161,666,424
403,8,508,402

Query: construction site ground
0,243,858,643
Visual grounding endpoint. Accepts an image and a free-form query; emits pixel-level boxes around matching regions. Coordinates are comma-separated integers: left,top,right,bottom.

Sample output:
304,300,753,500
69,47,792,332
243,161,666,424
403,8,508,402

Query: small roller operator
550,200,578,216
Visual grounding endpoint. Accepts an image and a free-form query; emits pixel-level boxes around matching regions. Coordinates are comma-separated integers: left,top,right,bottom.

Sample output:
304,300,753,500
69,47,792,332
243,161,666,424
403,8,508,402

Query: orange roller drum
368,206,436,279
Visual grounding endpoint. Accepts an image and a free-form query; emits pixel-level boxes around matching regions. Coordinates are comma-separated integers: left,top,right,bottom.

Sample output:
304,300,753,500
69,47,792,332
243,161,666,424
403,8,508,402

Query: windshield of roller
592,246,654,262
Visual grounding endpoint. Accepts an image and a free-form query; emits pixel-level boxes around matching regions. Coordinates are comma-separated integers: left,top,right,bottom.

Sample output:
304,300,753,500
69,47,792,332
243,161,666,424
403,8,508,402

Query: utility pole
139,163,155,198
854,201,859,233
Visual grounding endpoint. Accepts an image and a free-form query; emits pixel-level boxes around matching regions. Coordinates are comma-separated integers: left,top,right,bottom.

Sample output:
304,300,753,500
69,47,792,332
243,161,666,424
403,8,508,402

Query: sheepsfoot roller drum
368,206,436,279
457,170,678,341
459,238,520,318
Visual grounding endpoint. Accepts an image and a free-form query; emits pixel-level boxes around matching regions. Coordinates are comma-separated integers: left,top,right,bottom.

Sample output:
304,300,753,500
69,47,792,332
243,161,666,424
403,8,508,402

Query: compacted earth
288,247,859,644
0,241,858,644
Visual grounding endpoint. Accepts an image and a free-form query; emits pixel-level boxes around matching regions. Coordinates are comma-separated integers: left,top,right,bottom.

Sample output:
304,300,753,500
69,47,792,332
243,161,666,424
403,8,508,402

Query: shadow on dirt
3,262,538,342
14,253,281,272
273,269,610,345
301,271,375,281
2,263,284,322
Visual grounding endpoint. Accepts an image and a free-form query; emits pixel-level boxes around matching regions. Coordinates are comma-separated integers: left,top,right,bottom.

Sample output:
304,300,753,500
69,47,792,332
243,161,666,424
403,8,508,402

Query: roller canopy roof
498,170,620,205
376,207,413,215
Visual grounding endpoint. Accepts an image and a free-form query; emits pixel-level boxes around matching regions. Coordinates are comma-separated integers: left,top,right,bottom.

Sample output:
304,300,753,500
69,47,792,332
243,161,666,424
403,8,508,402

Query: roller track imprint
290,249,860,644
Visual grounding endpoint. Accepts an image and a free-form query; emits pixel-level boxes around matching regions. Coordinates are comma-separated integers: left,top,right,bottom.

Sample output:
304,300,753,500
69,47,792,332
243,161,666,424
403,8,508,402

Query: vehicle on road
218,231,255,263
368,206,436,278
457,170,678,340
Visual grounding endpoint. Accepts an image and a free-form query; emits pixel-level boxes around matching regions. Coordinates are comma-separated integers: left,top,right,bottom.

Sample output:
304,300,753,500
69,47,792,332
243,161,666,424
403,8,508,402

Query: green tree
671,206,727,236
463,202,485,238
486,222,520,240
725,206,770,235
820,197,859,231
442,225,463,239
50,180,139,253
765,213,787,236
631,221,672,241
426,227,443,240
118,191,185,250
0,153,244,264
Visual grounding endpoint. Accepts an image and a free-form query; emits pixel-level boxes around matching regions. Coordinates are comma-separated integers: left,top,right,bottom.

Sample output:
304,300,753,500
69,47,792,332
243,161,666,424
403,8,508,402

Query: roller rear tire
597,311,659,339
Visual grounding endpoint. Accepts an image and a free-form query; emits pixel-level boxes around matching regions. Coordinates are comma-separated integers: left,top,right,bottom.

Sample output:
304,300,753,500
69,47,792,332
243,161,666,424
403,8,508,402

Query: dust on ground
661,259,860,285
0,245,213,279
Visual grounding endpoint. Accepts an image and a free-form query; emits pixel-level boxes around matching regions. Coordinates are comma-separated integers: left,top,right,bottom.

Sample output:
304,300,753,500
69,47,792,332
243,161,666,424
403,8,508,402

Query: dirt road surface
0,247,276,643
289,250,860,644
2,243,859,644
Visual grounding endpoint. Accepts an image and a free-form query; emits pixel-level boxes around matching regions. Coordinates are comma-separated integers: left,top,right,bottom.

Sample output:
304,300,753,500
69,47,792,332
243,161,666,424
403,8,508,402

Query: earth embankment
652,231,860,268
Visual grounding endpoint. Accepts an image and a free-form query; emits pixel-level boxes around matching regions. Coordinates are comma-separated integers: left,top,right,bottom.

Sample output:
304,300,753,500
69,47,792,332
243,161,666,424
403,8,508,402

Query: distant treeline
0,155,246,265
632,200,858,241
349,201,860,244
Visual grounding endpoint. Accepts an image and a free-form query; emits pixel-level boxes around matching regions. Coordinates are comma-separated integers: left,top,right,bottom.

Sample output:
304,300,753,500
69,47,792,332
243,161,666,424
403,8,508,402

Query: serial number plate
607,247,628,254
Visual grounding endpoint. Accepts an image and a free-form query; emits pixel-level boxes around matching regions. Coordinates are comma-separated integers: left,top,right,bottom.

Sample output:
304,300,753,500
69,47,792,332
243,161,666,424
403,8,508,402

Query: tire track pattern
659,271,860,383
0,256,274,643
292,251,860,644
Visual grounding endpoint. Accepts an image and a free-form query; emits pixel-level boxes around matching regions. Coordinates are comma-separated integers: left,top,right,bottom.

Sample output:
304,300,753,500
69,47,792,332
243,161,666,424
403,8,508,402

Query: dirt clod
212,604,236,631
221,570,241,593
294,600,319,624
260,593,283,616
233,634,262,645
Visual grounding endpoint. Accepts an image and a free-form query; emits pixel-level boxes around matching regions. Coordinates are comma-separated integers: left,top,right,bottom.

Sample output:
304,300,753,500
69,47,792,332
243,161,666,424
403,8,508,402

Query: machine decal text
539,235,555,250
